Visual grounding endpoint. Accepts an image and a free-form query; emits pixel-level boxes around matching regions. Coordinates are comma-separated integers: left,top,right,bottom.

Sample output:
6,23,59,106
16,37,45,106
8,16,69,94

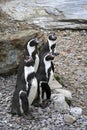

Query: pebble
38,107,43,115
64,114,76,124
0,93,2,98
70,107,82,118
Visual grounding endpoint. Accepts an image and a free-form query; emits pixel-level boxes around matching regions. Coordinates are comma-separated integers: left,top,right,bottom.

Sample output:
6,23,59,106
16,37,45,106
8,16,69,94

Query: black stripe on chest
32,50,37,61
27,72,35,81
26,72,35,96
47,67,52,82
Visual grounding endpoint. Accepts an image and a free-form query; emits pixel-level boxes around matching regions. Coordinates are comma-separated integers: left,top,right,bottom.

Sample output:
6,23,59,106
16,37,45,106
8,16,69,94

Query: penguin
36,53,55,103
39,32,59,73
25,38,39,73
11,56,38,117
24,56,38,107
39,32,58,57
16,37,40,86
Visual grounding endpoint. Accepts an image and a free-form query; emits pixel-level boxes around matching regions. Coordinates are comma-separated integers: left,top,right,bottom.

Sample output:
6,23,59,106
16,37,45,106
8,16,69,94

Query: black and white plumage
25,38,39,73
36,53,55,102
11,56,38,116
39,32,59,73
39,33,58,58
16,38,39,85
24,56,38,107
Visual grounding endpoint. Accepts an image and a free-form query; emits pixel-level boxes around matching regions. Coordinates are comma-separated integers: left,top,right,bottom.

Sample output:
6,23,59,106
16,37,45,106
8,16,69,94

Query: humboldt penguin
16,38,40,86
36,53,55,103
11,56,38,117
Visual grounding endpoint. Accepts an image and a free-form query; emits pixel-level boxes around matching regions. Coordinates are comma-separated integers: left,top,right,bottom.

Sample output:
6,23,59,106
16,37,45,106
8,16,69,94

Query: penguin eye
46,56,49,61
45,54,54,61
48,33,57,41
46,55,51,61
30,40,36,46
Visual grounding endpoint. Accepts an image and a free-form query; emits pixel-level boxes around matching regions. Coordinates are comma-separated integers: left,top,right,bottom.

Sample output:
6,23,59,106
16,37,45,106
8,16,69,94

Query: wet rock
45,7,63,16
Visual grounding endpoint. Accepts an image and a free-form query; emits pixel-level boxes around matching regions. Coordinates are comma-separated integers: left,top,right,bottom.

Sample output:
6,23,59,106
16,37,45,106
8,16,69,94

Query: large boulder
0,0,87,30
0,30,43,75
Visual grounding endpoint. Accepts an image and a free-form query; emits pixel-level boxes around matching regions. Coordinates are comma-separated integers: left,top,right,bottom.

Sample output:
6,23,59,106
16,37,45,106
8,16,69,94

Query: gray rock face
0,30,40,75
0,0,87,30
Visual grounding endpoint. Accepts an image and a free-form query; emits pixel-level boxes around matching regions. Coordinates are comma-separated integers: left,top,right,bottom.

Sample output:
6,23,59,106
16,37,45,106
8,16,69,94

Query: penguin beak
35,38,40,45
49,53,55,60
52,52,60,56
52,33,57,40
48,32,57,41
24,56,33,63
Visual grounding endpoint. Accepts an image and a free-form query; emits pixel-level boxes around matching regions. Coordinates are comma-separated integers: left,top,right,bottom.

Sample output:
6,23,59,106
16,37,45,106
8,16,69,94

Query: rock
0,30,43,75
70,107,82,118
0,0,87,30
64,114,76,124
52,93,70,113
38,107,43,115
55,89,72,100
0,93,2,98
49,78,62,90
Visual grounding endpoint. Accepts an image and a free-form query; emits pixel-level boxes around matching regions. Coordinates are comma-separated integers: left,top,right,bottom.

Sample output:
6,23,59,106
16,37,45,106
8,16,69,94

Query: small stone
64,114,76,124
42,127,50,130
38,107,43,115
0,93,2,98
70,107,82,118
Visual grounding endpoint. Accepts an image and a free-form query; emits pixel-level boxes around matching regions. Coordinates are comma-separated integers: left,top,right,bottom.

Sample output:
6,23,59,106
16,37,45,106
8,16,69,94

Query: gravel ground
55,30,87,115
0,30,87,130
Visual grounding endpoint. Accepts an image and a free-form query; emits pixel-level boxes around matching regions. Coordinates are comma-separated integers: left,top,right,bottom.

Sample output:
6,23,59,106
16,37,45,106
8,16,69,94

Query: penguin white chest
34,54,39,72
28,77,38,106
24,66,34,90
44,61,51,79
49,69,54,83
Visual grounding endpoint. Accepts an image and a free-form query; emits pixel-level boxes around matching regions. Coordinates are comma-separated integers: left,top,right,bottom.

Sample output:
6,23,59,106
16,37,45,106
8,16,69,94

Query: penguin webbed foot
32,97,41,107
33,102,41,107
40,99,51,108
11,105,18,116
23,113,34,120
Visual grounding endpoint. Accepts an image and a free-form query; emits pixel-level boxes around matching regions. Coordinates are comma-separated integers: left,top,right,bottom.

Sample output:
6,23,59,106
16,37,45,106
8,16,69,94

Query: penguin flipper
41,82,51,100
51,62,54,72
19,90,29,115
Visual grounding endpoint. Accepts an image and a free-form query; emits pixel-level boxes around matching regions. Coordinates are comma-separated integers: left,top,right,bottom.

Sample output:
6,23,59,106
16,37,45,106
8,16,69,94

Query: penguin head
48,32,57,41
24,56,34,67
47,33,57,54
44,53,54,61
26,38,39,56
28,38,39,47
